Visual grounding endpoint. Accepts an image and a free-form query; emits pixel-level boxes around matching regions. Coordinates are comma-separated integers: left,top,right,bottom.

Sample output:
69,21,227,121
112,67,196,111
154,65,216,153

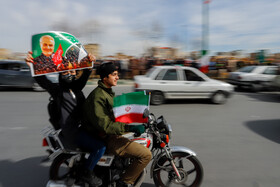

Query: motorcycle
43,109,203,187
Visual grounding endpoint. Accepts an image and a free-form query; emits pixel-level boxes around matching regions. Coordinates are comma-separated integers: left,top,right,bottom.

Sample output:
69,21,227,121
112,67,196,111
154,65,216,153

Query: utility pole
202,0,210,56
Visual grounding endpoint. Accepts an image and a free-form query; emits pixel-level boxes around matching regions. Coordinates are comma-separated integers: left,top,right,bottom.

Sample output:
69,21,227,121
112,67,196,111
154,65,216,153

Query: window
263,67,277,75
10,64,21,71
0,63,9,70
162,69,178,80
184,70,203,81
155,69,167,80
20,63,30,71
0,61,29,71
238,66,256,73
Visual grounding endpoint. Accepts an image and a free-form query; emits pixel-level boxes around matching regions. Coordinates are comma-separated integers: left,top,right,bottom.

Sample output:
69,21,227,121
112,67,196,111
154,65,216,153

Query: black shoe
81,169,102,187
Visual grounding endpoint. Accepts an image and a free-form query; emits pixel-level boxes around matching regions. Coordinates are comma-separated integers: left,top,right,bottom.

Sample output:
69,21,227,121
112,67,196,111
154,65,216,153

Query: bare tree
50,19,81,37
169,34,181,48
149,21,164,44
132,20,164,55
80,19,103,43
50,19,104,43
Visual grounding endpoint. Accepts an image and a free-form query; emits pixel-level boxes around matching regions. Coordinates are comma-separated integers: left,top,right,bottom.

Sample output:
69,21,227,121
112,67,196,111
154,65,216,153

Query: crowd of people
92,55,280,80
93,57,201,79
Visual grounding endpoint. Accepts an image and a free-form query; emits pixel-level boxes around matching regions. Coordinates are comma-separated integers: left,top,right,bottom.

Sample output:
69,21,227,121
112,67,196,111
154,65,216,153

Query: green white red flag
197,55,210,74
113,91,150,124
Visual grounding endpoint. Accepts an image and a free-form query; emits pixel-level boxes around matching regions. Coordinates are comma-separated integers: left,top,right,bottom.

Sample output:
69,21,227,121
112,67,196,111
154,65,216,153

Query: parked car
227,65,278,92
134,66,234,105
0,60,46,91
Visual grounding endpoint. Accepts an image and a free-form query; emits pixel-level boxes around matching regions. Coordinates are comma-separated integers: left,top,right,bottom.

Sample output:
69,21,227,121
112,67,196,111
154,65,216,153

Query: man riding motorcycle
82,62,152,187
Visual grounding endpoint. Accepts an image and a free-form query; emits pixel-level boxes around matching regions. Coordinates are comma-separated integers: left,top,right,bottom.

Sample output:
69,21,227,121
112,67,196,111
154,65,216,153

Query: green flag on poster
30,31,92,76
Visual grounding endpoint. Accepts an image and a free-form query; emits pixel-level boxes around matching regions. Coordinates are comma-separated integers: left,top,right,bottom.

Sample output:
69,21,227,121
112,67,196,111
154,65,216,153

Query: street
0,85,280,187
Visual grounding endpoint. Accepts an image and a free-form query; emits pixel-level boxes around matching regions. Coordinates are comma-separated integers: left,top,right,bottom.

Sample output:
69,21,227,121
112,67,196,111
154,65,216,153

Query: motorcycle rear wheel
153,152,203,187
49,153,75,181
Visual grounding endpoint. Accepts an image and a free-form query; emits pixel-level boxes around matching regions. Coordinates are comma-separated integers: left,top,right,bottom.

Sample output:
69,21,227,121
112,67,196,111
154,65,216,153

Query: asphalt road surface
0,85,280,187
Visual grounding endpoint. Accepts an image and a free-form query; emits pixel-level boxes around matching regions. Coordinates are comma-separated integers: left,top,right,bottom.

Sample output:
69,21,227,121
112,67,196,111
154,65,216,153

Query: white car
227,65,278,92
134,66,234,105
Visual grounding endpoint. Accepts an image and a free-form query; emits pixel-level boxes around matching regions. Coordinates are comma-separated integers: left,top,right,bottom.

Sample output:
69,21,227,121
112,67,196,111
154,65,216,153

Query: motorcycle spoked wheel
49,153,78,182
153,152,203,187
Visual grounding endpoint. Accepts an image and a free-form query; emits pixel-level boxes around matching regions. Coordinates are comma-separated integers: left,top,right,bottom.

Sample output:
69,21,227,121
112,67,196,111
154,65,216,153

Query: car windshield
237,66,256,73
145,67,156,77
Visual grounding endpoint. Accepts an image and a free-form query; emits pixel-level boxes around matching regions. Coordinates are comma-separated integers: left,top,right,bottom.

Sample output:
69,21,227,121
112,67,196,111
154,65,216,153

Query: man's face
40,36,54,57
103,71,119,88
61,70,76,76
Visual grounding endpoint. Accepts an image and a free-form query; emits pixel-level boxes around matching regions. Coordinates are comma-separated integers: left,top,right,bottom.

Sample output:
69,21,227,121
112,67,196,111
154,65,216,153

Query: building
0,48,12,59
84,43,101,59
147,47,178,59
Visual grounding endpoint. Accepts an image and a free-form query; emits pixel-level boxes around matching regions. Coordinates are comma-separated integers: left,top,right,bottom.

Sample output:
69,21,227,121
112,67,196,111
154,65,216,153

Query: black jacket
35,69,91,145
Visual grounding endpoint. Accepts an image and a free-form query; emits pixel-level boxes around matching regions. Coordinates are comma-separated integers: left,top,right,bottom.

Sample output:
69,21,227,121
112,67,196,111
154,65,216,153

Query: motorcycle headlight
157,116,169,133
156,116,172,140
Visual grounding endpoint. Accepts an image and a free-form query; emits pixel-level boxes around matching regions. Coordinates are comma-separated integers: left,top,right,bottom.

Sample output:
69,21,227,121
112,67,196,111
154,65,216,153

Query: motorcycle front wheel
153,152,203,187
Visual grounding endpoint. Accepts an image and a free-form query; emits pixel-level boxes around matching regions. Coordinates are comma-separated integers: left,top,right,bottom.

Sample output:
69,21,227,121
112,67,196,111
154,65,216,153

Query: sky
1,0,280,57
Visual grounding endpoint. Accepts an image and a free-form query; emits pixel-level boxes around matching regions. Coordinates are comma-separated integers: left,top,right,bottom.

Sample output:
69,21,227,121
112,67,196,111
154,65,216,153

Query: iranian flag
197,55,210,74
113,91,150,124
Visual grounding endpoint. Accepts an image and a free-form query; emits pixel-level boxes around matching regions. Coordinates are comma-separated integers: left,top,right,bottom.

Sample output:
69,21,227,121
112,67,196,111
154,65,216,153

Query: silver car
134,66,234,105
0,60,45,91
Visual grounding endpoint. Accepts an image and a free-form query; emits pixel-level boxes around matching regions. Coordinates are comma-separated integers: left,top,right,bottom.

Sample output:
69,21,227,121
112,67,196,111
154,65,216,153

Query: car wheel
211,91,227,104
151,91,165,105
32,82,45,92
251,83,262,92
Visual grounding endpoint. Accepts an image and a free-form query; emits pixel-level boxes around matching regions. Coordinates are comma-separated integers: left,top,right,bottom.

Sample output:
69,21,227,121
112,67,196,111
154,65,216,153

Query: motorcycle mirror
143,108,150,118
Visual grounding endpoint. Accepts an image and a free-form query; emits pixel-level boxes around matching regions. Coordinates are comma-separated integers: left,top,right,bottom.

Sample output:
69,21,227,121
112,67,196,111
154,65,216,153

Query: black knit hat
96,62,118,80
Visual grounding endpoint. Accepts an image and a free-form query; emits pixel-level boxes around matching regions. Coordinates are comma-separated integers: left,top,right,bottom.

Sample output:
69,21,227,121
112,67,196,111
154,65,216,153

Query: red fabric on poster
52,44,64,66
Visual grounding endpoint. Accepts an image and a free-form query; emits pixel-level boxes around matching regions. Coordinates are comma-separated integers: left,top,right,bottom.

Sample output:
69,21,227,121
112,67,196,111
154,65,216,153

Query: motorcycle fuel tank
123,132,153,150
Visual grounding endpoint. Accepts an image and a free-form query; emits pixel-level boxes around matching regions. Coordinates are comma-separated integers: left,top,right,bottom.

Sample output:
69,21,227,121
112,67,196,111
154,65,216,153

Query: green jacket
82,80,127,137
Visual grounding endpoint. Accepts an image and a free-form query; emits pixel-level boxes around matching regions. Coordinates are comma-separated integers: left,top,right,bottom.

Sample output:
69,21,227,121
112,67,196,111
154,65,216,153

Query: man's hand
127,124,145,135
88,53,96,63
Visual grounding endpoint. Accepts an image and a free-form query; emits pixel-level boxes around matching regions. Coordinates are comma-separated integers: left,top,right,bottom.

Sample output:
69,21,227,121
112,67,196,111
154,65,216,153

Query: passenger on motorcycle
82,62,152,187
25,52,105,186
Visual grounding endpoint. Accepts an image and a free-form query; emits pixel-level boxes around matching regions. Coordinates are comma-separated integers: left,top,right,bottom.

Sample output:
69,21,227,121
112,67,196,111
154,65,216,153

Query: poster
30,31,92,76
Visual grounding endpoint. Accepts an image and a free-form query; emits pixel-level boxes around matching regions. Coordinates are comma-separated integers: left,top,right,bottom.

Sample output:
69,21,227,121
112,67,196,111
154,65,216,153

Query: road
0,85,280,187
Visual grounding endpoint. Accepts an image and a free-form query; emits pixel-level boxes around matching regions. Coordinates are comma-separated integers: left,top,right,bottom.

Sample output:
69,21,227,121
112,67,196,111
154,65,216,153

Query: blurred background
1,0,280,78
